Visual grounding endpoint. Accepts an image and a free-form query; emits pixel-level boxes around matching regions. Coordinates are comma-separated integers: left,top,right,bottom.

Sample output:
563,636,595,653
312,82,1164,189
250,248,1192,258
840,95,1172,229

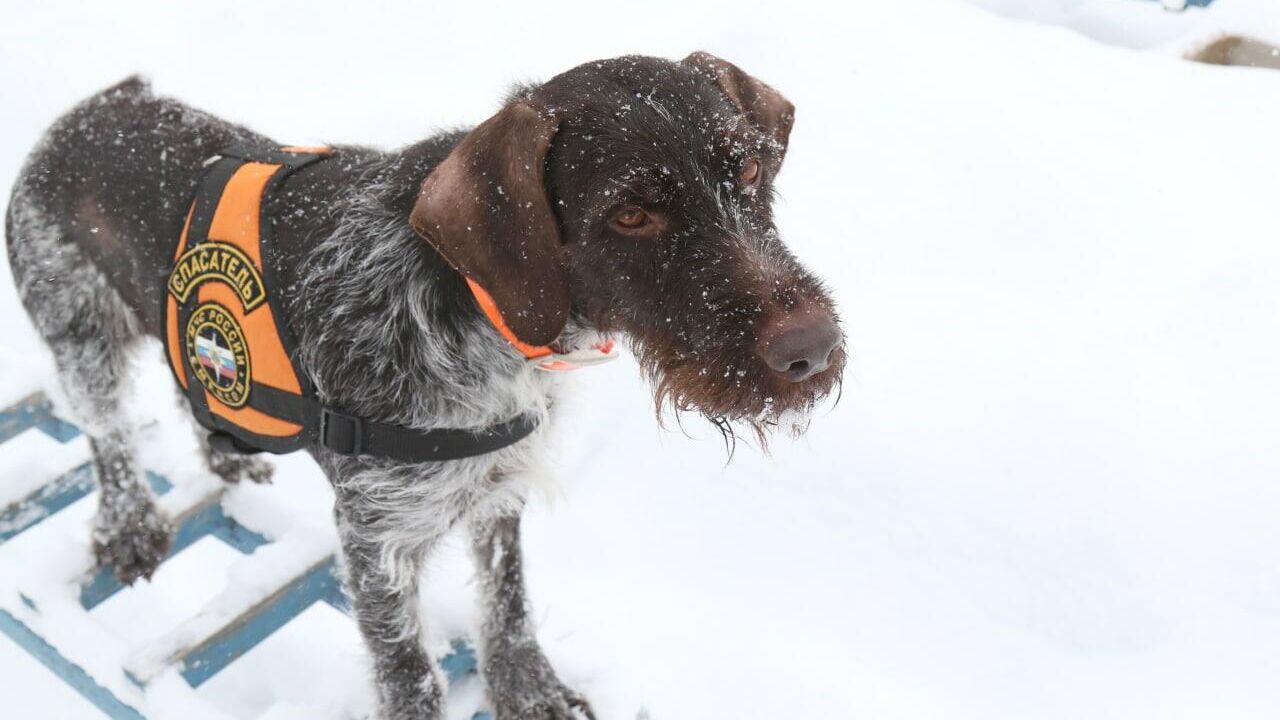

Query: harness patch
185,303,252,407
168,242,266,311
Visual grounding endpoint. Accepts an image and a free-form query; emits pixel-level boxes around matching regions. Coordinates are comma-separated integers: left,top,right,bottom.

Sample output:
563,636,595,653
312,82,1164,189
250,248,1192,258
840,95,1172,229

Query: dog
5,52,844,719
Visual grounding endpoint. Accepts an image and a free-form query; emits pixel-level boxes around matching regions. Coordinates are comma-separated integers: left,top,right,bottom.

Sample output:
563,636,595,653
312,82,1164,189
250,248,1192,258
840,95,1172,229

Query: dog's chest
322,396,559,544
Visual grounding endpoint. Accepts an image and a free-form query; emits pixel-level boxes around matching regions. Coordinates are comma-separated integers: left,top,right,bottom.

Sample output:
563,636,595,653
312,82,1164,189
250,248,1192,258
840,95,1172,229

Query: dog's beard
632,337,844,456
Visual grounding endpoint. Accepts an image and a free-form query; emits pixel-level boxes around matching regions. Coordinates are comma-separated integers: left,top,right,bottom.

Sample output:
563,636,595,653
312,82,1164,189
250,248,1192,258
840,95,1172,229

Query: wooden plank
0,605,145,720
176,557,340,687
80,486,244,610
1,392,493,717
440,639,479,683
0,463,93,544
124,525,337,685
0,392,80,445
0,392,48,444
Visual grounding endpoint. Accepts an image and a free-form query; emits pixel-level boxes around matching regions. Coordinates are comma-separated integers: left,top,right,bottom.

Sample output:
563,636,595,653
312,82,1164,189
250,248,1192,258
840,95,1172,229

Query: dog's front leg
470,503,594,720
336,495,445,720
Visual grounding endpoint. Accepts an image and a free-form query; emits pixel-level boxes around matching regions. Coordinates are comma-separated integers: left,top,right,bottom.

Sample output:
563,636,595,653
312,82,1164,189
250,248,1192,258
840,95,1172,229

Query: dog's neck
296,148,557,431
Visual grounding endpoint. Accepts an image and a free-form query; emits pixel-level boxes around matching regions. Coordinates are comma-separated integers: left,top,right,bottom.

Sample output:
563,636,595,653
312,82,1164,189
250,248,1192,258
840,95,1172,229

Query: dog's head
410,53,843,441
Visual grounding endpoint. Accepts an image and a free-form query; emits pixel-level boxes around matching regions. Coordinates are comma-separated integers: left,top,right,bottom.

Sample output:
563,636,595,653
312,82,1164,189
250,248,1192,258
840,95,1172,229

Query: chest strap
209,395,538,461
316,406,538,460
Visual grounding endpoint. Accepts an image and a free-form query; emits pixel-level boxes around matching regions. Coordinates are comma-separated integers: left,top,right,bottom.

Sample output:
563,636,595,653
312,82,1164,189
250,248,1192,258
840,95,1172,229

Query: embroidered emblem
168,242,266,311
185,303,252,407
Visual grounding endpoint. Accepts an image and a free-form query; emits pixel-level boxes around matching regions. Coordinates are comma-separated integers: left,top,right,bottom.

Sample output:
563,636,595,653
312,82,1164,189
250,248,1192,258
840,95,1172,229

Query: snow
969,0,1280,51
3,0,1280,718
0,430,88,509
124,529,335,684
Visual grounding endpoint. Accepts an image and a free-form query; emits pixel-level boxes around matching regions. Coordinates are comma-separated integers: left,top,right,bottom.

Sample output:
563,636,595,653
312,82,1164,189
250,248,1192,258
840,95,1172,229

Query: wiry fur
6,53,842,720
301,168,564,615
7,185,174,582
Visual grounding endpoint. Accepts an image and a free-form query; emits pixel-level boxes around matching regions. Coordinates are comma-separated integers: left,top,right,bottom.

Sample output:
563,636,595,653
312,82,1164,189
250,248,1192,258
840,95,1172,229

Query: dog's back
6,77,267,329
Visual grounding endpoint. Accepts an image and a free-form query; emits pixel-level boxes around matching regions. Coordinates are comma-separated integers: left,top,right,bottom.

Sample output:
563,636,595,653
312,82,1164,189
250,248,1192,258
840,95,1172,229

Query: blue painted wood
80,494,259,610
0,463,93,544
79,566,132,612
209,515,269,555
441,641,495,720
0,394,46,444
1,395,492,717
2,597,491,720
0,393,81,445
143,471,174,495
179,558,340,687
0,465,169,549
37,412,82,443
0,606,144,720
0,467,172,549
441,639,478,682
320,571,351,613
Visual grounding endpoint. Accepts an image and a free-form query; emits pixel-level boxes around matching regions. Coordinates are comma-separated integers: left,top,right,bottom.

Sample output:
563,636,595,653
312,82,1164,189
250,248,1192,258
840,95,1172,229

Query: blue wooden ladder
0,392,489,719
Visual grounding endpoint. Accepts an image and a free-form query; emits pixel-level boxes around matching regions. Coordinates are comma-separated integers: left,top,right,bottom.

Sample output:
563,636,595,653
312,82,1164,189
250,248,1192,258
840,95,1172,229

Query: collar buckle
531,338,620,372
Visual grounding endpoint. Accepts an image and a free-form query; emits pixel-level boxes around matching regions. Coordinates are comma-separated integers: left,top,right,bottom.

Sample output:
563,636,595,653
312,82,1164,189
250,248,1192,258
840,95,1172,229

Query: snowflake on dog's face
538,56,845,447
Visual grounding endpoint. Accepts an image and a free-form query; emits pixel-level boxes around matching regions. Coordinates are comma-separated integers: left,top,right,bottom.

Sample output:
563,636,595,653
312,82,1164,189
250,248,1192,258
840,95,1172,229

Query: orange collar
465,279,618,371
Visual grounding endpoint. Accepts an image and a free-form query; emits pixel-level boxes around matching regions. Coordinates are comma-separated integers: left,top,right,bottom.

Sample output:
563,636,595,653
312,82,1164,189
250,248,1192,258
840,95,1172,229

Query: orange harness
165,145,322,453
164,144,599,459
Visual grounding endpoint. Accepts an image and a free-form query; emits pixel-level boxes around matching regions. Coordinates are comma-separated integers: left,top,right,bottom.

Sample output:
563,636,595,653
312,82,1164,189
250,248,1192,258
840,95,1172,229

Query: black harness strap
235,383,536,462
207,394,538,462
180,155,243,432
316,407,539,462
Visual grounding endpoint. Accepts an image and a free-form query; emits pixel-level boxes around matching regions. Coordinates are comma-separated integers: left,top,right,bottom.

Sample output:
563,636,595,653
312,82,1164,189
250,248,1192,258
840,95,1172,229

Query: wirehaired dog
6,53,844,719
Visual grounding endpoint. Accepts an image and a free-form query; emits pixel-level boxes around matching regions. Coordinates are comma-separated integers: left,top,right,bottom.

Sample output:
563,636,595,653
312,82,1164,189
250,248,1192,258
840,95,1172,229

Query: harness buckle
320,408,365,456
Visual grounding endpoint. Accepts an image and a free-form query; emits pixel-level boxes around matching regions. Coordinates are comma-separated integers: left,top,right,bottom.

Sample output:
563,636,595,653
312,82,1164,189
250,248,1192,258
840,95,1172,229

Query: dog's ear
409,102,567,347
683,51,795,155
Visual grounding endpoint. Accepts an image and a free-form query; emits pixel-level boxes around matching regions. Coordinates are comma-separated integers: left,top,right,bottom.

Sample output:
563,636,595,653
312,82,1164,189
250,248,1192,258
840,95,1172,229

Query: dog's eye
613,207,650,229
739,158,761,186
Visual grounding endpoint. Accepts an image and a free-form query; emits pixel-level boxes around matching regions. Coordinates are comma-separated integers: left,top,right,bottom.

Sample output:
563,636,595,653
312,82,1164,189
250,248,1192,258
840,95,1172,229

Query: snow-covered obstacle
0,391,488,719
1147,0,1215,11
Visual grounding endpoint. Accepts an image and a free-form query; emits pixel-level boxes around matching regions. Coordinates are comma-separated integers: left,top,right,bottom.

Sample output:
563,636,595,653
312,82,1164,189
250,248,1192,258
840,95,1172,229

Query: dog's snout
756,310,842,382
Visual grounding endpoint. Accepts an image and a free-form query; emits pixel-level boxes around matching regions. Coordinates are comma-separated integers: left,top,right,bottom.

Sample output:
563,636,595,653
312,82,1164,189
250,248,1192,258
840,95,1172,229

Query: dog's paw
92,503,173,584
486,644,595,720
208,453,274,484
511,694,595,720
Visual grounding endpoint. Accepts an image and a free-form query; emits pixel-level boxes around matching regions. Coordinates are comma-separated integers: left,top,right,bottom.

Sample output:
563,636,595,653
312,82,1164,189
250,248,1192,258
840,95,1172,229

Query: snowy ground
3,0,1280,718
970,0,1280,50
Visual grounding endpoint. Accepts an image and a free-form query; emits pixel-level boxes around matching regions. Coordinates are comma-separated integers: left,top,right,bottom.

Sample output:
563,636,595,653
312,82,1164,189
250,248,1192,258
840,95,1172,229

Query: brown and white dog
5,53,844,719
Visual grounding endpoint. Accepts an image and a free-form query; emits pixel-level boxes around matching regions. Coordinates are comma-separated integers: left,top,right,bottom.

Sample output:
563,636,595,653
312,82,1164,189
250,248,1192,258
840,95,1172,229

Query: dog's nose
756,310,842,382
